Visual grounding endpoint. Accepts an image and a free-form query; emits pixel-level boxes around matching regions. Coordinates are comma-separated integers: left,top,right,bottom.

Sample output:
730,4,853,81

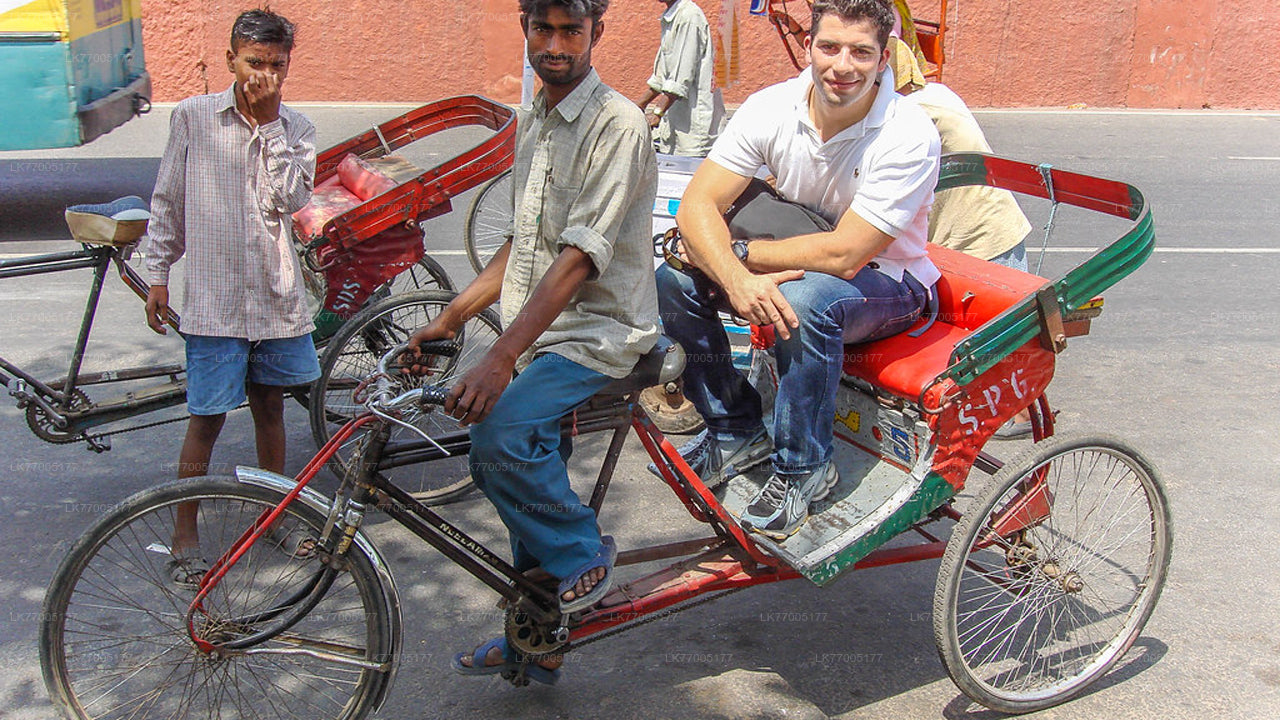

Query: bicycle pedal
84,435,111,453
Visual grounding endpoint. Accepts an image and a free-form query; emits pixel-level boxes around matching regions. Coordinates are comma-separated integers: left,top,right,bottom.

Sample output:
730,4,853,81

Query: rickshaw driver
656,0,941,540
404,0,659,684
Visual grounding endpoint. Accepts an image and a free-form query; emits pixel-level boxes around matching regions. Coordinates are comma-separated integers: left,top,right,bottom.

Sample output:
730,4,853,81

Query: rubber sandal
451,636,560,685
167,553,210,590
558,535,616,614
261,521,318,559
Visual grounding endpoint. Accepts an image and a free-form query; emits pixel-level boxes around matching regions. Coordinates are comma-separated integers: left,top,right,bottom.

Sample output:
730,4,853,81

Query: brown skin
672,14,895,340
636,0,683,128
158,39,295,557
410,8,609,670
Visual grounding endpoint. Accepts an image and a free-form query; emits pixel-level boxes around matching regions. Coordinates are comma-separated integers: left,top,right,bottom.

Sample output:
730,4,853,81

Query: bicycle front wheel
40,478,394,720
933,434,1172,714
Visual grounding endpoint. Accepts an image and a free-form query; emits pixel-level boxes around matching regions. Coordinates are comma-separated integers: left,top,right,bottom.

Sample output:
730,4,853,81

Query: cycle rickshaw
38,154,1170,717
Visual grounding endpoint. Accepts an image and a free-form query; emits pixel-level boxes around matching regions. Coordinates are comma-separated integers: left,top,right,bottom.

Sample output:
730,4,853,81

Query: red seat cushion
842,321,970,401
292,185,361,238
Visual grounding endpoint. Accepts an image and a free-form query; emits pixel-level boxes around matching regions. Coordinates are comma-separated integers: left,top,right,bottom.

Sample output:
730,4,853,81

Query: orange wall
140,0,1280,109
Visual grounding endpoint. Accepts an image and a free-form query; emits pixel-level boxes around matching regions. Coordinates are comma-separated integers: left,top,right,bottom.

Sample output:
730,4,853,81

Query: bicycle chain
75,402,249,446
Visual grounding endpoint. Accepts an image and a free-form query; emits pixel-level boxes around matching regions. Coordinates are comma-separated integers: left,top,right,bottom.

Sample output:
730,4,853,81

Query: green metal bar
933,154,1156,387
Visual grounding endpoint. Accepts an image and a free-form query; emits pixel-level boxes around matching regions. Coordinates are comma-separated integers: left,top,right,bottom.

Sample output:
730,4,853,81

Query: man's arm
740,211,896,280
643,16,703,127
144,103,191,335
675,160,804,338
259,115,316,214
408,240,510,353
441,246,593,426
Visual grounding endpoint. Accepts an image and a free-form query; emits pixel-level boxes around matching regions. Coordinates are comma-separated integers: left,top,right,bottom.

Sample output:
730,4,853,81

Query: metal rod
374,476,560,624
616,537,725,567
587,398,635,513
61,252,113,400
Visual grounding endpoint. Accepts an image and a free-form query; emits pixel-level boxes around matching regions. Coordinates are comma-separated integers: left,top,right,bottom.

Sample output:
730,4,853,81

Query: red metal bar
630,411,779,567
186,413,377,650
571,549,801,640
850,540,949,569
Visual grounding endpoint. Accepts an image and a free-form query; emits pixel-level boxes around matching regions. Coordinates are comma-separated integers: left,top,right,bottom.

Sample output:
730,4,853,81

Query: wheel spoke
936,436,1170,713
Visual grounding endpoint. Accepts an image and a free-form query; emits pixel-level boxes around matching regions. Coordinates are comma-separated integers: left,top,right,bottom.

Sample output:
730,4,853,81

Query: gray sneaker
739,461,839,540
647,427,772,488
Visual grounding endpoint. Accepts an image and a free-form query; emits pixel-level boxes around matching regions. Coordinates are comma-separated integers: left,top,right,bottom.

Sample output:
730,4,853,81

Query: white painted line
1227,156,1280,161
1034,247,1280,253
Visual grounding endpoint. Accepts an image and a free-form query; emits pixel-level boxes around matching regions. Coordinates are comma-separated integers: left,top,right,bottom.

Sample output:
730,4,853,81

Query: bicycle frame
190,385,1031,652
0,244,186,443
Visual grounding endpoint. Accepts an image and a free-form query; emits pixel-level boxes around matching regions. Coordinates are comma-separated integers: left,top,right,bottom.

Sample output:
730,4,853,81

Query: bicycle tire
932,433,1172,714
463,169,513,274
309,290,503,504
40,477,394,720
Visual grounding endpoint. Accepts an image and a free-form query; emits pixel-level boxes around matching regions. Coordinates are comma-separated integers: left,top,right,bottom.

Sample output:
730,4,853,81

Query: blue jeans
656,264,929,476
468,353,613,579
988,241,1029,272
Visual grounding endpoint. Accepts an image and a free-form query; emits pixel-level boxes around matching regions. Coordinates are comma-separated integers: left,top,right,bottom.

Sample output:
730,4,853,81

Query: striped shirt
503,69,661,378
145,85,316,340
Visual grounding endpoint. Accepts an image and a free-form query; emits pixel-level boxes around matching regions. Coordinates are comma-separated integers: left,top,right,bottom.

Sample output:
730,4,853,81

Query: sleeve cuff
258,118,286,139
558,225,613,278
147,265,170,286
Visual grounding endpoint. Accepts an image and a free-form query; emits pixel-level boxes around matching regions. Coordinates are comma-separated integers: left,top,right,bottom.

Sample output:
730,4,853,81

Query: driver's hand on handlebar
401,320,457,376
145,286,170,335
723,269,804,341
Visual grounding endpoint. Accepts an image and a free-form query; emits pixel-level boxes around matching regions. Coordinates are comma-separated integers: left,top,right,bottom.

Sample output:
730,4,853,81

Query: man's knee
778,277,830,328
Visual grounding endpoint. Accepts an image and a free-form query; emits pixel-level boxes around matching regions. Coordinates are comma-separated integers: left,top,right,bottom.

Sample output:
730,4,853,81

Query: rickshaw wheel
310,290,502,505
464,170,513,274
932,434,1171,714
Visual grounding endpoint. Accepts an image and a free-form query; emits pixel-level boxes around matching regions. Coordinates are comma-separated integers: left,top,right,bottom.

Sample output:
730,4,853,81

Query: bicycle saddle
65,196,151,247
598,335,686,395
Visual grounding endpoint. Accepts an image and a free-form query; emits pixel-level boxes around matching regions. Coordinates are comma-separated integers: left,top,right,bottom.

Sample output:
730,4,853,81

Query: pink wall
140,0,1280,109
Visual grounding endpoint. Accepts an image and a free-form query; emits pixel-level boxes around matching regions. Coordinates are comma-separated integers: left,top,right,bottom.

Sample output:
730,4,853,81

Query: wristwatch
731,239,749,264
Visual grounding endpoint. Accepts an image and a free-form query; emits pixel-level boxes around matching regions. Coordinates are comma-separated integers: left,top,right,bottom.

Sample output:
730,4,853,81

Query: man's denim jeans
468,353,613,579
656,263,929,476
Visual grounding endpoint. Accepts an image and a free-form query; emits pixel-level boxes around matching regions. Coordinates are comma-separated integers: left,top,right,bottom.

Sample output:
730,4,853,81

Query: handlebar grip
415,340,460,358
419,385,451,406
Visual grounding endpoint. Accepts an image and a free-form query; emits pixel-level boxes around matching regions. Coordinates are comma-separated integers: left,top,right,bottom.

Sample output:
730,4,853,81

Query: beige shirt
503,69,660,379
145,85,316,340
906,84,1032,260
648,0,724,157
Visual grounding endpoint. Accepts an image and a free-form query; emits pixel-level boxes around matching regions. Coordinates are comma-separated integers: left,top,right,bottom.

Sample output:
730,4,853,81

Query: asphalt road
1,106,1278,720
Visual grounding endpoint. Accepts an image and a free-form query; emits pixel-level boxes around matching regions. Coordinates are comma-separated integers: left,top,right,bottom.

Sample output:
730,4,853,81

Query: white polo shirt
708,67,941,287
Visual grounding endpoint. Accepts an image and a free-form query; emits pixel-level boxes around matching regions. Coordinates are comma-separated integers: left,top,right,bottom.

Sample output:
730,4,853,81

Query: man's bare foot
560,566,607,604
457,644,562,671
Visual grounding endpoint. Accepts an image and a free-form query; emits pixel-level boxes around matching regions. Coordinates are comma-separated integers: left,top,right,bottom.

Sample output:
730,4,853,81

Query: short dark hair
519,0,610,23
230,8,296,52
811,0,895,51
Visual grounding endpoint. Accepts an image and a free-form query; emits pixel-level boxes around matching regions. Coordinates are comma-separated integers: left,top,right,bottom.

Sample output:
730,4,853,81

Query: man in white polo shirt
656,0,940,540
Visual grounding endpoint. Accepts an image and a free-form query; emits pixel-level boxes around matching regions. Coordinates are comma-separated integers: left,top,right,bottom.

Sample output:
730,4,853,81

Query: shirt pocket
540,176,582,243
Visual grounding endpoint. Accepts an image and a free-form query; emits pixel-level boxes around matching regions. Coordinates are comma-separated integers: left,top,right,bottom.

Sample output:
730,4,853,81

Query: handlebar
367,343,453,413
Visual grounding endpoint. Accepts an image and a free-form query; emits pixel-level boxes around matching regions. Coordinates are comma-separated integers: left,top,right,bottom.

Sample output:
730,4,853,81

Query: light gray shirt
503,69,660,378
648,0,723,157
146,85,316,340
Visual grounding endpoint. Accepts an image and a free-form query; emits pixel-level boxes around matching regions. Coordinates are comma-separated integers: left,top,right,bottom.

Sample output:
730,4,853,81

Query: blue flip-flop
558,535,617,614
450,636,560,685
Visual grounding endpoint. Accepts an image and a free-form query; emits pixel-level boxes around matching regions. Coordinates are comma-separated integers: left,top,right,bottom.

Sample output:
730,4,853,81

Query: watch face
733,240,748,262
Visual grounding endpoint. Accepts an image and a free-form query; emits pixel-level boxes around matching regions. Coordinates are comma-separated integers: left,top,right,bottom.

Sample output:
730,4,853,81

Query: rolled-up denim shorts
185,334,321,416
